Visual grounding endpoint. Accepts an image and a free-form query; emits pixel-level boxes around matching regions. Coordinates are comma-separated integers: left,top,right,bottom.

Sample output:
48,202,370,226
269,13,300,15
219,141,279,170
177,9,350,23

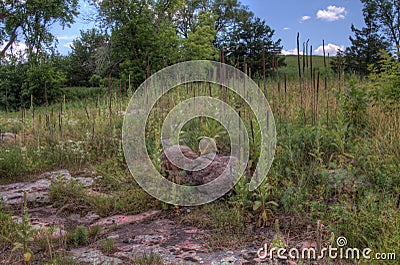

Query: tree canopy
0,0,79,60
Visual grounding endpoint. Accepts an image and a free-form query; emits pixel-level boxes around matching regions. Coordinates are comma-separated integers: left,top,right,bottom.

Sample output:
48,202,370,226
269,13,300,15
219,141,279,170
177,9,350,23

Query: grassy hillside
279,55,335,80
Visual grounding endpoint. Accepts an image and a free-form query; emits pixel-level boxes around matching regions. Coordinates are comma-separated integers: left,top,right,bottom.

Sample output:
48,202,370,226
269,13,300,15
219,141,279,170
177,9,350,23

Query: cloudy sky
242,0,365,55
50,0,365,56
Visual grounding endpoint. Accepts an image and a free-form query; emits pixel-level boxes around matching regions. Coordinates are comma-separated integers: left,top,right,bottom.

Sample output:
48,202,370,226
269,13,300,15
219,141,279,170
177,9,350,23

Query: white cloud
1,41,27,54
63,42,74,48
0,42,27,60
281,48,299,55
283,27,291,30
317,6,347,22
314,43,344,56
300,16,311,22
57,35,77,41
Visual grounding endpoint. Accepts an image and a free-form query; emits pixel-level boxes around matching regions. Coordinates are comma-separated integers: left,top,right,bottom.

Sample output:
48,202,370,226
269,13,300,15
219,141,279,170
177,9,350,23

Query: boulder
161,145,242,186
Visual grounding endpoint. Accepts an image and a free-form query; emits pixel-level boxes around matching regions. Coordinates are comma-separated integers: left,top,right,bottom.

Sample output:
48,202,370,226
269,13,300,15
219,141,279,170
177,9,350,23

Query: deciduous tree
0,0,79,60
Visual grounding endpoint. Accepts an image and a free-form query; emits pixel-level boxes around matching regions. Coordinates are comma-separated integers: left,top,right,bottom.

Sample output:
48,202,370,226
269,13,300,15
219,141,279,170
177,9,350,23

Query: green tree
0,60,28,110
368,51,400,111
175,0,249,42
361,0,400,56
222,15,283,77
0,0,79,60
176,0,282,76
67,28,109,86
183,11,218,60
23,58,66,106
331,2,391,75
96,0,181,86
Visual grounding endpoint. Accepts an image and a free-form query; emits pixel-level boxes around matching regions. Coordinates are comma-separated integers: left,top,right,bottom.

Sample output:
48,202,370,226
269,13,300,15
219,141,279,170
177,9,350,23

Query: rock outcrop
161,145,242,186
0,170,94,207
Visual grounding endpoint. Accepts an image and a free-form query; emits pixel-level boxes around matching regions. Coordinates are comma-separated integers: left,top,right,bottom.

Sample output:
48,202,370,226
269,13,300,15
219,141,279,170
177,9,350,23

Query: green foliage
340,78,370,134
368,51,400,111
23,60,66,106
360,0,400,54
330,1,390,75
133,252,164,265
0,147,25,178
11,192,36,263
222,15,283,77
61,87,106,101
183,11,218,60
0,0,79,59
100,238,115,254
0,61,28,110
45,253,77,265
99,0,181,85
179,117,229,153
67,225,88,247
0,202,21,252
207,202,250,249
66,29,110,86
49,179,86,208
330,192,399,254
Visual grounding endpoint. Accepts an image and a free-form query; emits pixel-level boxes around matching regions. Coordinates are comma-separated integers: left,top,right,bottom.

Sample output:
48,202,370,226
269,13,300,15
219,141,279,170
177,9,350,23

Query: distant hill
278,55,335,80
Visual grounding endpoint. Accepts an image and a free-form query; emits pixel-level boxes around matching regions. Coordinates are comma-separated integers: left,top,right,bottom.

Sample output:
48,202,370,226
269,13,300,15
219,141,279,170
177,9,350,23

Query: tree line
332,0,400,75
0,0,283,109
0,0,399,110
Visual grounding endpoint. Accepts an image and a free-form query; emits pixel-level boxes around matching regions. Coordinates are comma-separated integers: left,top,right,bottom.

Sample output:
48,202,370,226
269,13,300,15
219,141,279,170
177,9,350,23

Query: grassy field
0,57,399,264
279,55,334,79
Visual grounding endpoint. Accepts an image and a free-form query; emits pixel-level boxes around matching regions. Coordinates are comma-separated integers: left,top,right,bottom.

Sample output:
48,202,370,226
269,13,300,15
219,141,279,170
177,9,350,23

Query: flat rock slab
12,205,101,239
0,170,94,206
93,218,267,264
92,210,161,228
70,248,123,265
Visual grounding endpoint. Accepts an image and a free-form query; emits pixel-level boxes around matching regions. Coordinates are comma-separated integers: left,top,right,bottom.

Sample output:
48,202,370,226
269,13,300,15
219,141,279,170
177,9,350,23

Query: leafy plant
369,51,400,112
10,191,36,264
341,78,370,134
68,225,88,247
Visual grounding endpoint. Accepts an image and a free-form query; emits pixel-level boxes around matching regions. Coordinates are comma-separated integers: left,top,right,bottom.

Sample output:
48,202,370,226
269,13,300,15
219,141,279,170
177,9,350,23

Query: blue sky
242,0,365,55
51,0,365,56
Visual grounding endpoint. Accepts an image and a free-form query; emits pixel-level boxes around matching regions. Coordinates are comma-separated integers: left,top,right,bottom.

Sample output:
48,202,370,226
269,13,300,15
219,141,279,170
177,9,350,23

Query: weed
67,225,88,247
133,252,164,265
49,179,86,209
45,253,77,265
100,238,115,254
0,202,21,252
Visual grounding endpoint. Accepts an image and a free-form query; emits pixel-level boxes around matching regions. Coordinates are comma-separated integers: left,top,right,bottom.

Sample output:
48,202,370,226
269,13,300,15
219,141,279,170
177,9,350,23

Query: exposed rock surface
161,145,242,186
0,170,296,265
0,170,93,207
70,248,123,265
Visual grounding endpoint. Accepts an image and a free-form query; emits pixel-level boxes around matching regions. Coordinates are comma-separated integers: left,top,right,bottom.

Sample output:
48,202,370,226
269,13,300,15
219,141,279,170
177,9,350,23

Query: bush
23,61,66,106
369,52,400,112
0,148,25,178
68,225,88,247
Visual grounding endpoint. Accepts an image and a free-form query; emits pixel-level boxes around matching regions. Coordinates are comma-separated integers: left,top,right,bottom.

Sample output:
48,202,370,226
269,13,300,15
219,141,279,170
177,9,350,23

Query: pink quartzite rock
161,145,241,186
0,170,94,206
91,210,160,228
